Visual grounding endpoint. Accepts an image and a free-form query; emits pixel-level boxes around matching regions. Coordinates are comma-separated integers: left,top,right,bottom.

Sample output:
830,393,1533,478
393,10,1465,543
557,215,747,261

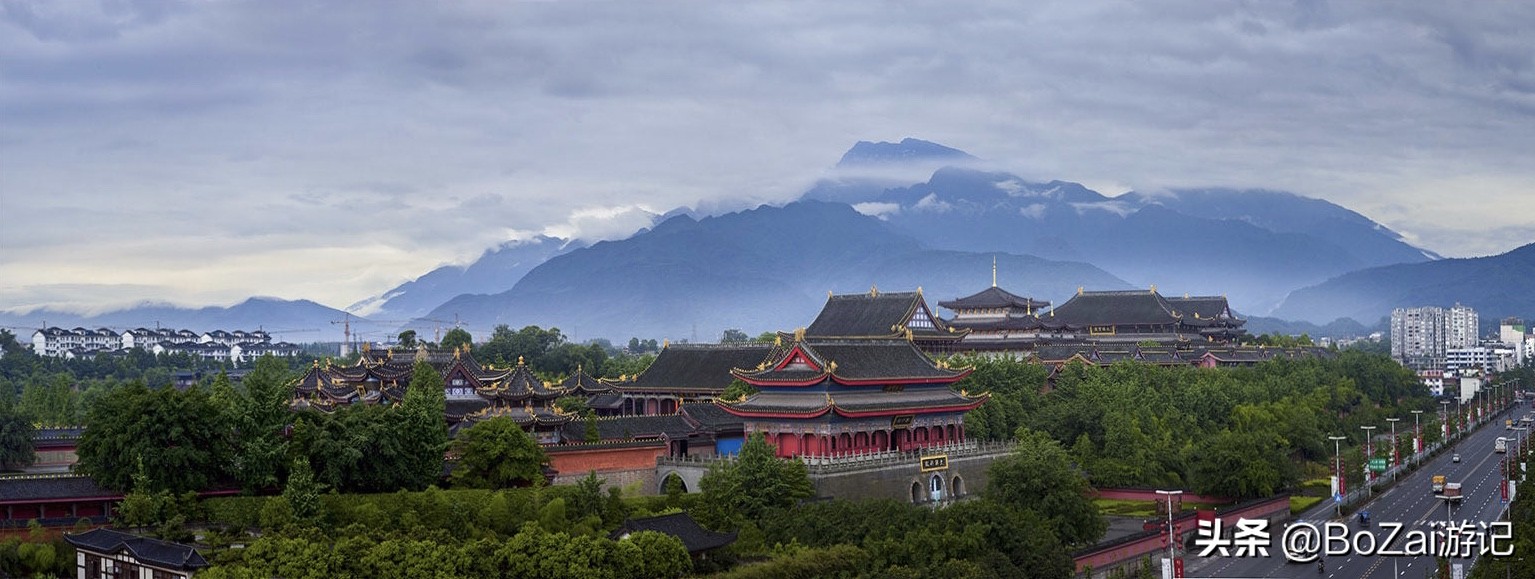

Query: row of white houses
30,326,301,364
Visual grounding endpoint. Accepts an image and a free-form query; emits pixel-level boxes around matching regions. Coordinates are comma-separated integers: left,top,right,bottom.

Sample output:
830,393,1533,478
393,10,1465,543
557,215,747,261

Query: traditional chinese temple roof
618,343,776,393
1047,288,1184,326
804,288,962,340
938,285,1050,312
612,512,737,554
732,337,970,386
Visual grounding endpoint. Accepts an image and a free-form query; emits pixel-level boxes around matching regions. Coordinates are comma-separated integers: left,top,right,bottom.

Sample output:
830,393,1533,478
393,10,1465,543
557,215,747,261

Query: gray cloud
2,0,1532,312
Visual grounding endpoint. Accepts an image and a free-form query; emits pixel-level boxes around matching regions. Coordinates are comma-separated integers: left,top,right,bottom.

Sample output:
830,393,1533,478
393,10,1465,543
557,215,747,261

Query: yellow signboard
920,454,949,472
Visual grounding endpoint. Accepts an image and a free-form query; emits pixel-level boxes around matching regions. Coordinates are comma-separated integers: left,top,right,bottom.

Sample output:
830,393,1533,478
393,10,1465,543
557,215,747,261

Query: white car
1452,453,1461,463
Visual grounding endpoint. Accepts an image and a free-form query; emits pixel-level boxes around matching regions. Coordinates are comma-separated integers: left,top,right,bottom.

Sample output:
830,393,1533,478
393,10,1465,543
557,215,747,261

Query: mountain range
5,138,1531,345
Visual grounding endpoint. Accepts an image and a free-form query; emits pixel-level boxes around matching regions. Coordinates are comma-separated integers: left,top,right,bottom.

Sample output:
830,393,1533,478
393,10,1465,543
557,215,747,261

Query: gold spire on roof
794,327,805,342
1077,286,1084,295
312,359,320,369
663,338,669,348
917,286,923,296
992,255,997,287
870,284,878,297
454,347,461,360
517,355,524,365
1150,284,1157,294
827,360,837,373
362,341,371,352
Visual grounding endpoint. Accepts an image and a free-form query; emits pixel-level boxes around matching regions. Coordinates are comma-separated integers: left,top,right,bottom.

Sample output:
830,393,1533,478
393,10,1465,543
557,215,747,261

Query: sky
2,0,1533,315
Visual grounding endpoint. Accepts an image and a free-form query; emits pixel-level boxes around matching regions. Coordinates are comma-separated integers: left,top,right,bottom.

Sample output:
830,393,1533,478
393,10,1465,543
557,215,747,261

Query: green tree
440,328,474,352
224,356,294,492
0,401,35,471
721,329,750,343
282,457,327,525
449,417,548,489
401,360,450,490
76,381,231,493
697,431,814,527
397,330,419,349
615,530,692,578
985,427,1105,548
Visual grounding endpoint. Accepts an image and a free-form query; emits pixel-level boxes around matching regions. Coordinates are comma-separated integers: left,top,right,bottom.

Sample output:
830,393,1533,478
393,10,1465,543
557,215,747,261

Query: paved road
1187,404,1522,579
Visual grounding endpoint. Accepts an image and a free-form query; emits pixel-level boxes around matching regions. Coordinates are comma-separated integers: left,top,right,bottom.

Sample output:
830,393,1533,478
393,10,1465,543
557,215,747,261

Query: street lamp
1155,489,1183,573
1385,417,1401,479
1329,435,1347,516
1412,410,1425,463
1362,425,1378,496
1442,400,1452,442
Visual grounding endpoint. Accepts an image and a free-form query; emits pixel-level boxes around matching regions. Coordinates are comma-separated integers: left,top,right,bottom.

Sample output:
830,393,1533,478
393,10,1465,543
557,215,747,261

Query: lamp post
1156,489,1182,578
1385,417,1401,480
1442,400,1452,442
1412,410,1425,463
1329,435,1347,516
1362,425,1377,496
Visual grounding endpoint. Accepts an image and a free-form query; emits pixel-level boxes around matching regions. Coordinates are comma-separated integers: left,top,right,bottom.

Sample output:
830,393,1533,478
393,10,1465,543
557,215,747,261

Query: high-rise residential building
1392,306,1445,369
1446,303,1479,349
1392,304,1481,370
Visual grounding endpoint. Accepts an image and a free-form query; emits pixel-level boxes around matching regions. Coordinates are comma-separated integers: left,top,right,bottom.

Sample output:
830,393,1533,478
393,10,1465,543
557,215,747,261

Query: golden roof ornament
774,335,782,347
1077,286,1084,295
1150,284,1157,294
827,360,837,373
904,327,914,341
794,327,805,342
869,284,878,297
663,338,669,348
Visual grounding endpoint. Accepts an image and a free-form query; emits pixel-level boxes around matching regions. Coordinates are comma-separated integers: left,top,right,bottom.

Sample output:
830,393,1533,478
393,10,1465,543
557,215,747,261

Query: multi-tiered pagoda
718,330,987,458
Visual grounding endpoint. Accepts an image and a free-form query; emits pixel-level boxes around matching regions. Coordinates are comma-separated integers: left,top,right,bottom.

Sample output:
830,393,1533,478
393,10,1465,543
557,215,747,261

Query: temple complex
939,284,1249,354
288,344,576,443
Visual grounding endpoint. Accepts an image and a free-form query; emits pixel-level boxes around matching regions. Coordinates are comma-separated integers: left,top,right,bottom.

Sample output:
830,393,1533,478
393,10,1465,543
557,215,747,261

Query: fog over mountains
6,139,1529,345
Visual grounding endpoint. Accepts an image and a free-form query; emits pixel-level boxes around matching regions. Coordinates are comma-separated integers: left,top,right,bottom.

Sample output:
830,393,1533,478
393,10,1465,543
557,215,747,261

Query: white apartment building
1446,304,1479,349
1445,341,1518,375
31,326,299,364
1392,306,1445,369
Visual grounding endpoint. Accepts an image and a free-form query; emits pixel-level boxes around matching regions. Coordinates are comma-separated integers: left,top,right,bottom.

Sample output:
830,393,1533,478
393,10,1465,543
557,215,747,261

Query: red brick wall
547,445,667,476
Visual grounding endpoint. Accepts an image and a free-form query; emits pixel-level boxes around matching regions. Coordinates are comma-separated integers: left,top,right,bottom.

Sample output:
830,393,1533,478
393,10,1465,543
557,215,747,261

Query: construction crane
331,314,354,357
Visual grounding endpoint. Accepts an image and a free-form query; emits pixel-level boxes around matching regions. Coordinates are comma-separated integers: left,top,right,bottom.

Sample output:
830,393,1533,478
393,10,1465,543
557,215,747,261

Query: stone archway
951,474,965,497
660,472,688,494
910,481,924,503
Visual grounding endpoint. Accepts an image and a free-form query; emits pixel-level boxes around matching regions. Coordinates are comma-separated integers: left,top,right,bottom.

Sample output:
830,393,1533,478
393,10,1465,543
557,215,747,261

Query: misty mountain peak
835,138,977,169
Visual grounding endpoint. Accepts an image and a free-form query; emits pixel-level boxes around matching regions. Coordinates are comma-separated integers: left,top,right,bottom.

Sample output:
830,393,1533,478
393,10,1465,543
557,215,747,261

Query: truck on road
1432,475,1446,493
1442,482,1463,501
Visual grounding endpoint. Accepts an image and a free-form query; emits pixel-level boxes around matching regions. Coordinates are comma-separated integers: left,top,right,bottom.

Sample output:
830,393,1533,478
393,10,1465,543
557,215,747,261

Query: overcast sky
2,0,1532,314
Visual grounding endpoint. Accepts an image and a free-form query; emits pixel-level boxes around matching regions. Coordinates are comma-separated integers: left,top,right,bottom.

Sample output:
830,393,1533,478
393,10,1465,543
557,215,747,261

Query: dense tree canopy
449,417,549,489
953,351,1438,498
0,401,34,471
986,428,1106,548
697,432,814,528
75,381,231,493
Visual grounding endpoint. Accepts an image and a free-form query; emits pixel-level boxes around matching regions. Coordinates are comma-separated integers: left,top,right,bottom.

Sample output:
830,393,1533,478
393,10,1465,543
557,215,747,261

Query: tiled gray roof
65,529,209,570
624,344,774,392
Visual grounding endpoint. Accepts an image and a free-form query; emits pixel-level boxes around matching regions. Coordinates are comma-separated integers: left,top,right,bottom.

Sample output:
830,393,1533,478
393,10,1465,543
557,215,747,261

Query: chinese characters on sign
1192,517,1514,562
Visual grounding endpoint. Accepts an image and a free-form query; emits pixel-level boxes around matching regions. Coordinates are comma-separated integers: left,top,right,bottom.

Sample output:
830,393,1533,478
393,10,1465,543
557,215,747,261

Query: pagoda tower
718,331,986,458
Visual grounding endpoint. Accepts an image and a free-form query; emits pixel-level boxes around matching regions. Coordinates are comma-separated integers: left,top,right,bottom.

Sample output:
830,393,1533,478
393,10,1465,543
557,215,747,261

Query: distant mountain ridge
420,201,1131,342
1270,242,1535,326
833,165,1436,314
15,137,1498,344
348,235,580,321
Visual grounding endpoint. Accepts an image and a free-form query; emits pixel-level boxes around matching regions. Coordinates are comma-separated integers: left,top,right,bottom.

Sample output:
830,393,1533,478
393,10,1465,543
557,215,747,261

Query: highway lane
1187,403,1521,579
